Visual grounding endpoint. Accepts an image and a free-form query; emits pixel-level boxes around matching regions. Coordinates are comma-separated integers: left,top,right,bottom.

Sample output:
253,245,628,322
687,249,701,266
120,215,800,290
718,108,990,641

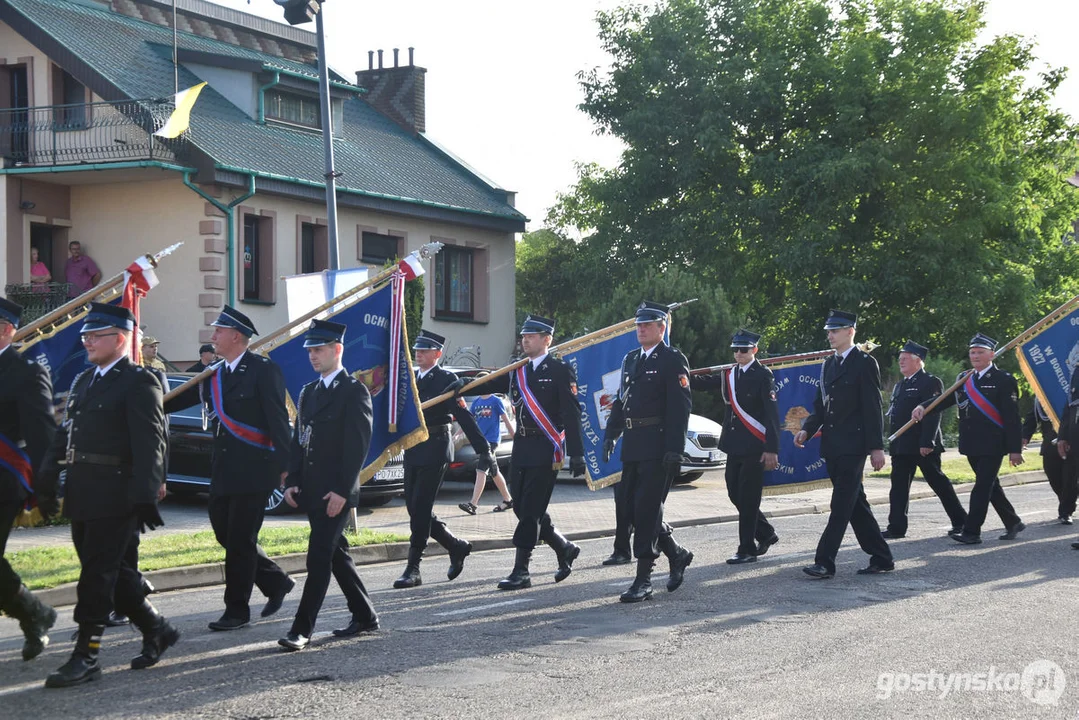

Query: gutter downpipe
257,71,281,124
182,170,256,307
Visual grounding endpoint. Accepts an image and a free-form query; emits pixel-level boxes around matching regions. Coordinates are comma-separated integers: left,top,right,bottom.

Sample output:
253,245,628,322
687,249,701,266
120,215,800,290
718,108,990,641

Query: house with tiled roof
0,0,525,365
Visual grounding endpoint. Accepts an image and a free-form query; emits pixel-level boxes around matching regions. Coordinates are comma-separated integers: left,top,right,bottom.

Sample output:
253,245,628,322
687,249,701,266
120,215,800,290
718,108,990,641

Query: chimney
356,46,426,135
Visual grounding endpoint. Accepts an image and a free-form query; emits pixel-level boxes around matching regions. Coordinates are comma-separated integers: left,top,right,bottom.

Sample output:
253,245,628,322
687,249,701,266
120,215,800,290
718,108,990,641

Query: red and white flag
396,252,425,281
121,255,159,363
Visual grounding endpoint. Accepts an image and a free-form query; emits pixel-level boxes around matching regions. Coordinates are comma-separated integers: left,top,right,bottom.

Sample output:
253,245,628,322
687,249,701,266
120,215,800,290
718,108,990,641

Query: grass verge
868,449,1042,485
10,526,407,591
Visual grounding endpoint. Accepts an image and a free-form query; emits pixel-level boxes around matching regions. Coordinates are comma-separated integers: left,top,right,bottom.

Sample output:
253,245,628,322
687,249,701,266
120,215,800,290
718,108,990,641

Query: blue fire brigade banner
1015,305,1079,430
265,283,427,483
763,358,831,492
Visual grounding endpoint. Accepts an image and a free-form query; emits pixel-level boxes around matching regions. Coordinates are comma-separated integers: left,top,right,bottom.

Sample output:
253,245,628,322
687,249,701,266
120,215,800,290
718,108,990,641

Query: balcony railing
0,99,187,167
4,282,72,323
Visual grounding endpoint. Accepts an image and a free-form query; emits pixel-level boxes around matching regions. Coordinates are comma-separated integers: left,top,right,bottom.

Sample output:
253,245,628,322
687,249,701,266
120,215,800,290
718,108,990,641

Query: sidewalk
16,462,1049,608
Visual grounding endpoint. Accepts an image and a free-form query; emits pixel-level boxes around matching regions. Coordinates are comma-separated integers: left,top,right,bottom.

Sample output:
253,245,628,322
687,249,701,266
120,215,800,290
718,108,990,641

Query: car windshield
167,377,203,422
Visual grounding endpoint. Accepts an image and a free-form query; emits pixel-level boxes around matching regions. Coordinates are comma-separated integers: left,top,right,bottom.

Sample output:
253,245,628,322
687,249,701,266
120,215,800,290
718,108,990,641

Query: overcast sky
212,0,1078,230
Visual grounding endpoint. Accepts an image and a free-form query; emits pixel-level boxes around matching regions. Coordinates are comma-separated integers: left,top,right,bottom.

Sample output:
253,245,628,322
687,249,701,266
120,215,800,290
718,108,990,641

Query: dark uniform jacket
927,365,1021,457
801,348,884,458
887,369,945,456
605,343,692,462
1058,364,1079,445
43,357,166,521
0,346,56,503
405,364,488,467
287,370,372,510
693,360,780,455
164,351,291,496
505,355,584,468
1022,399,1057,458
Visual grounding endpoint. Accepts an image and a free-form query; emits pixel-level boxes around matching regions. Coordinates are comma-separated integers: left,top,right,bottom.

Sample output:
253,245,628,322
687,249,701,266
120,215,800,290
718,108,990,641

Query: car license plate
375,466,405,481
709,451,720,462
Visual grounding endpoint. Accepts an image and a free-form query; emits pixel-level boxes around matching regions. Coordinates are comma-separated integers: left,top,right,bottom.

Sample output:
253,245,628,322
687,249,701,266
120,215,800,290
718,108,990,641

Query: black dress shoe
554,543,580,583
666,548,693,592
726,552,757,565
999,522,1026,540
261,578,296,618
951,532,982,545
104,611,130,627
1060,516,1074,525
332,617,380,637
856,563,895,575
619,579,653,603
208,615,250,631
447,541,472,581
602,551,632,566
802,564,834,579
1072,541,1079,550
755,535,779,556
278,632,309,652
881,530,905,539
948,527,964,538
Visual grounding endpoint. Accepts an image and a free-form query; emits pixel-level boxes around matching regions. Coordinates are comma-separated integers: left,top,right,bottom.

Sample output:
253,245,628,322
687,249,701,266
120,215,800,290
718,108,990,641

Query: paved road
1,483,1076,718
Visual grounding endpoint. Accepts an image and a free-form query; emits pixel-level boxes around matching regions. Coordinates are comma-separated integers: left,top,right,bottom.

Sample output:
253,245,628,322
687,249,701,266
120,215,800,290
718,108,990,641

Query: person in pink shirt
30,247,51,292
64,241,101,297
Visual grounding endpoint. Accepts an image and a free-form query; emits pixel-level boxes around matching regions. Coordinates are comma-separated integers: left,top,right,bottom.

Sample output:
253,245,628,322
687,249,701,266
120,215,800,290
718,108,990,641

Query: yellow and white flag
154,81,207,138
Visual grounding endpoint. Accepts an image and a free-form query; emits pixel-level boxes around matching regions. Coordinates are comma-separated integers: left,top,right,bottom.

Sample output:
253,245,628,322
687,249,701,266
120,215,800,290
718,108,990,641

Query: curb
34,472,1049,608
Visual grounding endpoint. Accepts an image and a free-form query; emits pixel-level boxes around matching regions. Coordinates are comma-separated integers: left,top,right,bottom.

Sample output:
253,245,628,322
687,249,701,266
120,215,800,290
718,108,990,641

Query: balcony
0,99,187,167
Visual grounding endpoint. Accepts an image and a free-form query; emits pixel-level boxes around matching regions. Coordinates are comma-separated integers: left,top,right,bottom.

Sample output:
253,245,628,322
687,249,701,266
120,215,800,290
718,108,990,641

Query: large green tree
552,0,1079,364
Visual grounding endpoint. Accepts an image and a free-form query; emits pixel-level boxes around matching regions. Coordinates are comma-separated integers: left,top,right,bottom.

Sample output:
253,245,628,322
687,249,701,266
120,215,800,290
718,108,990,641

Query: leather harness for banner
727,367,767,442
962,373,1003,428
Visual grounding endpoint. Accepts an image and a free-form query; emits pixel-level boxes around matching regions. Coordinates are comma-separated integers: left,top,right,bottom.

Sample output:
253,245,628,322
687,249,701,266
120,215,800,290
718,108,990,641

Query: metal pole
172,0,178,94
315,7,341,270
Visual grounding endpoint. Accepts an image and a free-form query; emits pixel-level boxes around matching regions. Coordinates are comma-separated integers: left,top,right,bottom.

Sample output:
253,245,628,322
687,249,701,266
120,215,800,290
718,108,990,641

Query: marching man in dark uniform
692,329,781,564
165,305,294,630
38,303,177,687
0,298,58,661
603,301,694,603
393,330,494,589
1024,397,1075,525
912,333,1025,544
1056,362,1079,548
884,341,968,538
481,315,586,590
278,320,378,651
795,310,894,578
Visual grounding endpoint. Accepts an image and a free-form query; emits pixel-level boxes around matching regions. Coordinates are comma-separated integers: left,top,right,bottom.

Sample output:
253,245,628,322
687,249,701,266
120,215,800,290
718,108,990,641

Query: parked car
164,374,405,514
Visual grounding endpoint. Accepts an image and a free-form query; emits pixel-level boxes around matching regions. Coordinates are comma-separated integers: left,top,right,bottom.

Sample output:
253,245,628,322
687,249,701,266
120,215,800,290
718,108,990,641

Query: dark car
165,374,405,514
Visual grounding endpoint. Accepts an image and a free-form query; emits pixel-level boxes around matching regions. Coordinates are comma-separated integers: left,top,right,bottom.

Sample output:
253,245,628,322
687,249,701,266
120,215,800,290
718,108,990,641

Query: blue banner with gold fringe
1015,305,1079,430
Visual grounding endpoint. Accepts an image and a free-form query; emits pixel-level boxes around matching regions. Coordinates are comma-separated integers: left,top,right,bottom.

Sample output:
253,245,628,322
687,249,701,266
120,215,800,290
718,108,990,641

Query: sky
212,0,1079,231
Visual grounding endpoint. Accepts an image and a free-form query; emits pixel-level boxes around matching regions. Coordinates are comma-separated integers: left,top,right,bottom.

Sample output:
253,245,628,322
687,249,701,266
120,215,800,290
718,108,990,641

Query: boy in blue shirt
459,389,515,514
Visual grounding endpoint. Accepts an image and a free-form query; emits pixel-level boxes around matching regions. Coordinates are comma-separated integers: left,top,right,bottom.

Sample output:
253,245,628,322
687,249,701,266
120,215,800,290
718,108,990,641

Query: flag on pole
396,253,425,281
763,358,831,493
154,81,207,138
265,283,427,482
122,255,160,364
1015,305,1079,429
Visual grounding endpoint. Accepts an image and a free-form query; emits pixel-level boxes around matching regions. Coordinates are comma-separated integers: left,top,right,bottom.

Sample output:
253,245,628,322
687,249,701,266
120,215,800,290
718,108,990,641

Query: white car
679,413,725,482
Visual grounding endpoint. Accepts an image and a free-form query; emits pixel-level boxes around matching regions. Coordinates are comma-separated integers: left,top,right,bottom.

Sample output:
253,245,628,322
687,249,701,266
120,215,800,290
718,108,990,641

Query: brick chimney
356,47,426,135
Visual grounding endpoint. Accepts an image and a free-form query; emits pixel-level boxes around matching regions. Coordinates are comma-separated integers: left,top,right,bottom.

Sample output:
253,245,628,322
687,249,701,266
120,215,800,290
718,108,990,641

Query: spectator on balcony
64,241,101,298
29,247,51,290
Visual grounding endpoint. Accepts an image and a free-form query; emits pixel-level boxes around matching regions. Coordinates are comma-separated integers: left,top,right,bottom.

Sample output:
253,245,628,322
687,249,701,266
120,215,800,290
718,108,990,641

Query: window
243,215,261,300
361,231,399,265
300,222,328,274
434,244,473,320
265,89,319,128
52,67,87,128
242,212,275,303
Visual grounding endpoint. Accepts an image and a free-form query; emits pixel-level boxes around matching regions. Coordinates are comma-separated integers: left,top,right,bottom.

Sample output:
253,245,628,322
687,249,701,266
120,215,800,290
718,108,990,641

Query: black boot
658,531,694,592
45,624,104,688
6,585,58,661
550,532,580,583
129,601,181,670
432,522,472,581
620,559,654,603
393,547,424,589
497,548,532,590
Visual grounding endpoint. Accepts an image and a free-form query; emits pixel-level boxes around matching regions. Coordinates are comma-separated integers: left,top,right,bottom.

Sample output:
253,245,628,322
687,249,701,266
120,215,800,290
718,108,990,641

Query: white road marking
433,599,534,617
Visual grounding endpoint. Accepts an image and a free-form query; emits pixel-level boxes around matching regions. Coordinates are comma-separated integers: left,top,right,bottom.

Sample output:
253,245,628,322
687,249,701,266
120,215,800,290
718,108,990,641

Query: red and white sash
727,367,766,443
515,364,565,467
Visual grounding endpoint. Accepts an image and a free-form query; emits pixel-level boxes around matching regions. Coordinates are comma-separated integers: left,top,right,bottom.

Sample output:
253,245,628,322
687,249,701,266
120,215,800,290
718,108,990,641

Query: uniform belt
65,449,124,466
624,416,661,429
427,424,452,436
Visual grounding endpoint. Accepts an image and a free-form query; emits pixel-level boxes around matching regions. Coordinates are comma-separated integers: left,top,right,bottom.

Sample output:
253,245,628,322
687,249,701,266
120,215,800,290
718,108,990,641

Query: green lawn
868,449,1043,485
10,526,407,591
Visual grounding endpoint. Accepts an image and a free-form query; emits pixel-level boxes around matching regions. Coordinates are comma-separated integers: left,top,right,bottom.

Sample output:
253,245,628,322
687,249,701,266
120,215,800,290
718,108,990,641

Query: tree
515,229,597,332
552,0,1079,367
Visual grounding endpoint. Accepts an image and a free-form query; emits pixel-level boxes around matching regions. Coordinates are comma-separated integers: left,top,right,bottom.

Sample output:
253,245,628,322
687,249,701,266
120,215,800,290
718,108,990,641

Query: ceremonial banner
564,328,638,490
265,283,427,482
763,358,830,493
1015,305,1079,430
